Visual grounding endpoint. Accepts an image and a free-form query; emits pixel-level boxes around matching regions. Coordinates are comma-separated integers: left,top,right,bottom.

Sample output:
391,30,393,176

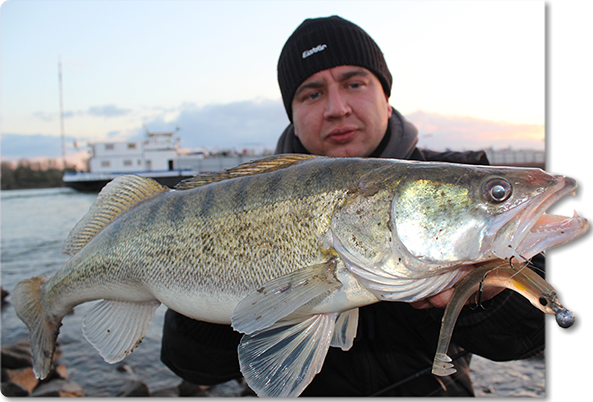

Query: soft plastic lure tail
432,259,574,376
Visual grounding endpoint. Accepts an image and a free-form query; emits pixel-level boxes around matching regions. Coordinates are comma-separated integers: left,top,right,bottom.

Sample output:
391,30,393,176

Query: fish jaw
489,175,589,260
518,210,589,258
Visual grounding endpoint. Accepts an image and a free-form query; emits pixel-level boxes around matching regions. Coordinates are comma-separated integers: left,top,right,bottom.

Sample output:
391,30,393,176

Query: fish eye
482,178,512,203
539,296,549,307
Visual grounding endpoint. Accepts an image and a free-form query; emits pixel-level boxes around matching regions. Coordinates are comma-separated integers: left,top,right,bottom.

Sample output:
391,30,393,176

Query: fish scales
43,158,387,317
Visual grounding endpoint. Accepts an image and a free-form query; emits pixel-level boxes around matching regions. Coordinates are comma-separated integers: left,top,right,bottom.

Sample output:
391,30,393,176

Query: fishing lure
432,258,574,376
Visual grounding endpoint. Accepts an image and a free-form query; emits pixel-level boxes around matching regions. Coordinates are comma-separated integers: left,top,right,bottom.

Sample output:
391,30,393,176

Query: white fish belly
155,287,243,325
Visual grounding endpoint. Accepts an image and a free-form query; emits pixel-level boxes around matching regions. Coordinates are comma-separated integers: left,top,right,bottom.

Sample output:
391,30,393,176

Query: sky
1,0,548,164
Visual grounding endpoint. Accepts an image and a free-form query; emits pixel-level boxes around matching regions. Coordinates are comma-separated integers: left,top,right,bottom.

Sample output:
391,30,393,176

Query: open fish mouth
513,176,589,259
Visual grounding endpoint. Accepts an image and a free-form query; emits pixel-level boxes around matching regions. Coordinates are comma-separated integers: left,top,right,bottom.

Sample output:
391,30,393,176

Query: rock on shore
470,353,545,397
1,340,253,397
1,287,8,307
1,341,84,397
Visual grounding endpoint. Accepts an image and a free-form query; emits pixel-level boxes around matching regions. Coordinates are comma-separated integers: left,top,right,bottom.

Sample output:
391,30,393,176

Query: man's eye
350,83,361,89
308,92,320,100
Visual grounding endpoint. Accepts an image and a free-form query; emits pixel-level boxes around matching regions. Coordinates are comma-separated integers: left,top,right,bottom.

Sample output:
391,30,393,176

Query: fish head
479,169,588,260
331,161,588,285
390,163,588,269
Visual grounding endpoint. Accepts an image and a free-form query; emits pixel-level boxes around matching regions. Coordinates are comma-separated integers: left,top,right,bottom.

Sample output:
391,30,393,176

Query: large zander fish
13,155,588,397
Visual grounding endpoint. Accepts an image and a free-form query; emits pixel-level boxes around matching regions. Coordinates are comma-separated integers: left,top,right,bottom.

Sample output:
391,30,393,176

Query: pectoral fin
238,313,337,397
82,299,161,364
231,259,340,334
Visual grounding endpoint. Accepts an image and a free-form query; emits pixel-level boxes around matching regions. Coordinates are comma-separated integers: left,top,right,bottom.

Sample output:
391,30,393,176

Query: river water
0,187,545,397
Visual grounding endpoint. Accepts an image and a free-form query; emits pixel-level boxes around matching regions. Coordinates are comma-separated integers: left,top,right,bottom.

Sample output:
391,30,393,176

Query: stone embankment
1,339,254,397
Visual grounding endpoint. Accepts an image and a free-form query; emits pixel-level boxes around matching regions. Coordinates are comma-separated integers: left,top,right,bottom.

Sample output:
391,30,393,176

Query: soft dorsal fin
175,154,317,190
62,175,169,256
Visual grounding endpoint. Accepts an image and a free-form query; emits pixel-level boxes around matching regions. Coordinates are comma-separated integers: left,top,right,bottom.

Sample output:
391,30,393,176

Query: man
161,16,544,396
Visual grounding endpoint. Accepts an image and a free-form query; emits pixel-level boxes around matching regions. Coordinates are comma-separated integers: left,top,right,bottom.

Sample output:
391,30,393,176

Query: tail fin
12,277,62,380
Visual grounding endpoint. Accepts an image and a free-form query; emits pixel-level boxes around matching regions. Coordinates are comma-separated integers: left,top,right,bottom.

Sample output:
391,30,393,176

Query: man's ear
386,96,392,118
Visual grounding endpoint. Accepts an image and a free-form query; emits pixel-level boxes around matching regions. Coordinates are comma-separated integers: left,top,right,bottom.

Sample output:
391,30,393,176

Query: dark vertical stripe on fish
199,184,217,220
230,174,253,214
167,193,187,223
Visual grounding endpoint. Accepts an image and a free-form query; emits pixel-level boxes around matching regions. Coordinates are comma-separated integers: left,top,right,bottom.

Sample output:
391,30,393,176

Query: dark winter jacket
160,108,545,396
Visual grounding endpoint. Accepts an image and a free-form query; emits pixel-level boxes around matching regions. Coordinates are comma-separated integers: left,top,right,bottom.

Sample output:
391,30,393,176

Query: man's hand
410,265,505,309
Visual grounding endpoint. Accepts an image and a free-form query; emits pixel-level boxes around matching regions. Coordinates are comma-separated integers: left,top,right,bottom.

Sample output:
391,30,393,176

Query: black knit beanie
277,15,393,122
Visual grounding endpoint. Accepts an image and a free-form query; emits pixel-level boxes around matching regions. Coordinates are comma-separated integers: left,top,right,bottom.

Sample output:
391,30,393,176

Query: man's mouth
326,127,358,144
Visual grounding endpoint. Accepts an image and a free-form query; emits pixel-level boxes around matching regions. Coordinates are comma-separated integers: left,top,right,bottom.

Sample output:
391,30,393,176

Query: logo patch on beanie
302,44,327,59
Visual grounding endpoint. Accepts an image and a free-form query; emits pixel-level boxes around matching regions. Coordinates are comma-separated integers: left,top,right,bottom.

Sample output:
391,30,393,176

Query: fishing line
423,366,473,397
510,254,547,279
369,350,471,396
524,254,546,277
508,255,530,280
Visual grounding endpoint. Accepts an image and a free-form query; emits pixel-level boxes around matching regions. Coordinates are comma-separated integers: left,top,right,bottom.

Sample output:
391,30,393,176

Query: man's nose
324,88,351,119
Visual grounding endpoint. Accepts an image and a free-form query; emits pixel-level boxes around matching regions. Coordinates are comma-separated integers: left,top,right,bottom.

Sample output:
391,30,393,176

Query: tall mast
58,57,66,168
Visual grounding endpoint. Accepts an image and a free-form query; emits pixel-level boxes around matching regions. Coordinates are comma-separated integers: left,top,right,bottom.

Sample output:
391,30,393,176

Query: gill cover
330,164,479,301
392,175,490,265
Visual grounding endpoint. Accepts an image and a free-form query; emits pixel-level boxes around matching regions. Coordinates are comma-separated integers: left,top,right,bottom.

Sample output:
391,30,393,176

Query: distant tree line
1,160,75,190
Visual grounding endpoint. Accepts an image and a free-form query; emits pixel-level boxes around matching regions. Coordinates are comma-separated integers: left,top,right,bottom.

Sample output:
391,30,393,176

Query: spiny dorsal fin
175,154,317,190
62,175,169,256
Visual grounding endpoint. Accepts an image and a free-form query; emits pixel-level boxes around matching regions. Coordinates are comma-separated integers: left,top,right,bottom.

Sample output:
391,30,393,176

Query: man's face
291,65,392,157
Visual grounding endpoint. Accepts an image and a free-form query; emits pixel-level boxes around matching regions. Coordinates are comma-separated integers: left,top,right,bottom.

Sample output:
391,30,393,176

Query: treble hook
470,259,518,309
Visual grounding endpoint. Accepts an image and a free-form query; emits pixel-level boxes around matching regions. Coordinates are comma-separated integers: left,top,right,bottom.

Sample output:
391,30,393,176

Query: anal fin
238,313,337,397
82,299,161,364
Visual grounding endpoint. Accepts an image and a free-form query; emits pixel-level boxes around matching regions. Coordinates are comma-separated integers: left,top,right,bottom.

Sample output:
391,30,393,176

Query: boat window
105,144,115,151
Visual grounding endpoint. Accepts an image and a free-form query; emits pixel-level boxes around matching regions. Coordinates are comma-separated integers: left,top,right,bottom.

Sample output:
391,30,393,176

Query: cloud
31,105,130,122
32,111,55,122
407,110,545,151
31,110,74,121
87,104,131,117
1,133,77,159
140,99,290,151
